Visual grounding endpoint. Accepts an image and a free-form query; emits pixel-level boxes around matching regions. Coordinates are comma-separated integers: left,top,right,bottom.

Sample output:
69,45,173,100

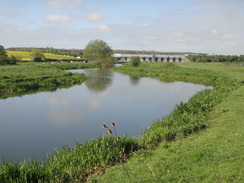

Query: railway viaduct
113,53,186,62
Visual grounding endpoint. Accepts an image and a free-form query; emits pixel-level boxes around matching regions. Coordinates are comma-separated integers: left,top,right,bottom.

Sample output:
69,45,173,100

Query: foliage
0,46,17,65
83,39,115,67
187,54,242,63
30,49,46,62
130,56,140,67
0,45,7,57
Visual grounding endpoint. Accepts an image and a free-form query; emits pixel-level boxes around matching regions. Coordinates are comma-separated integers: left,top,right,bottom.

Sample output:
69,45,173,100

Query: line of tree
0,45,19,65
7,47,194,57
187,54,244,63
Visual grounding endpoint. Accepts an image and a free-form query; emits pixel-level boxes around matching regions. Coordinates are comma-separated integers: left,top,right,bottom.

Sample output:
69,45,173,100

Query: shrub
130,56,140,67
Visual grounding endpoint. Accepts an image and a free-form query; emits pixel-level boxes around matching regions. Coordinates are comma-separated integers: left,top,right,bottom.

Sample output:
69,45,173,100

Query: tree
130,56,140,67
238,55,244,62
0,45,7,57
30,49,45,62
83,39,115,67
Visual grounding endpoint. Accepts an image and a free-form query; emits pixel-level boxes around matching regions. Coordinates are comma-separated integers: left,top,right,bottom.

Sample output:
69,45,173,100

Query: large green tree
30,49,45,62
83,39,115,67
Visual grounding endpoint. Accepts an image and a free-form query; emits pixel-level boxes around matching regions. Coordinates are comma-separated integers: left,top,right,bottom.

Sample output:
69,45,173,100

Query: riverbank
0,62,243,182
88,62,244,182
0,62,98,98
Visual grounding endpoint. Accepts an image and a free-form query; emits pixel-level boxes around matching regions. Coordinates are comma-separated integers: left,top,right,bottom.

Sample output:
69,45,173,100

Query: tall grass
0,136,138,182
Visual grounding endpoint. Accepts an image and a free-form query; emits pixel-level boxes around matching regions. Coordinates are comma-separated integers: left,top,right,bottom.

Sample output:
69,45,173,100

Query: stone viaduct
113,53,186,62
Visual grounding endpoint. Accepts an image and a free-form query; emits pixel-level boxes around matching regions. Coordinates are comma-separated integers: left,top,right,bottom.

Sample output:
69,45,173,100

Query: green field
6,51,79,61
0,62,243,182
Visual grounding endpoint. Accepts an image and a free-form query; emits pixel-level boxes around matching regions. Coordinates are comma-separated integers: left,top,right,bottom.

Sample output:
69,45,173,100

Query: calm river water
0,68,211,161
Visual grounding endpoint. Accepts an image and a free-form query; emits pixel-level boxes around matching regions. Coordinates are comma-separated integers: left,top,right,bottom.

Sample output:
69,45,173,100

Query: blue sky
0,0,243,55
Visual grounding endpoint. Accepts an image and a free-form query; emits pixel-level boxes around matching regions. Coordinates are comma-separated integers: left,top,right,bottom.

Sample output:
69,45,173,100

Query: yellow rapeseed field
6,51,76,61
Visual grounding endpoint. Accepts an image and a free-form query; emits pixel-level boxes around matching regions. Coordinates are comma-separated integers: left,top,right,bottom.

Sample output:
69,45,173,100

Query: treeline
113,49,192,55
7,47,83,58
187,54,244,63
7,47,194,57
0,45,18,65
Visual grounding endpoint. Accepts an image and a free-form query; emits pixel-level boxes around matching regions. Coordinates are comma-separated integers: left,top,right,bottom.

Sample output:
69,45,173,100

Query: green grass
0,136,139,183
0,62,98,96
87,62,244,182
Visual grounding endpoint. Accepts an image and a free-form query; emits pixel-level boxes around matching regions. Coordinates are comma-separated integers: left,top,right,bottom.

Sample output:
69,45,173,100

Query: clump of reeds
101,121,130,179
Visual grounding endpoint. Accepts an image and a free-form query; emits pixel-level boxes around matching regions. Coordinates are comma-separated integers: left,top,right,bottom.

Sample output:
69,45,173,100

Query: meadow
0,62,243,182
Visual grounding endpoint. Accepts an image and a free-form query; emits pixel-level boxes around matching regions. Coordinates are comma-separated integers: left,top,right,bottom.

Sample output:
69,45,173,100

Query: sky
0,0,244,55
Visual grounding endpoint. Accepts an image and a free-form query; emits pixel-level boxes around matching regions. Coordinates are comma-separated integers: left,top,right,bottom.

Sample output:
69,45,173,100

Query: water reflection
83,69,113,92
0,68,212,161
129,75,140,85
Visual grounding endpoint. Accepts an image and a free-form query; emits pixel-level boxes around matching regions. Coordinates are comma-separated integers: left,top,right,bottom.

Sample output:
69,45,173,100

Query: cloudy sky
0,0,243,55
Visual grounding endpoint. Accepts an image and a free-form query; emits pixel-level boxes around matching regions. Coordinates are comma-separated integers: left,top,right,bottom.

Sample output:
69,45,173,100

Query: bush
130,56,140,67
0,56,17,65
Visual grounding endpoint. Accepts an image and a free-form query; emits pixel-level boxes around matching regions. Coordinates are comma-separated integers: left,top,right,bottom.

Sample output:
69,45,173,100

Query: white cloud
87,12,105,21
45,0,82,8
211,29,218,34
99,25,111,31
45,14,70,22
44,14,72,27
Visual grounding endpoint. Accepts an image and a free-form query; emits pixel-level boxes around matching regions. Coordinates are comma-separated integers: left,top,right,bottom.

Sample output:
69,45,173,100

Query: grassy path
88,63,244,182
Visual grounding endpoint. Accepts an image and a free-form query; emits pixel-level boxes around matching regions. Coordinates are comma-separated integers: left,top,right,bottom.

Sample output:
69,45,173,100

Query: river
0,68,212,161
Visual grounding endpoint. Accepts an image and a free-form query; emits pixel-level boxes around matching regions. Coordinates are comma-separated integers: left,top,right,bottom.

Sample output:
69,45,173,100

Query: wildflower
116,136,120,140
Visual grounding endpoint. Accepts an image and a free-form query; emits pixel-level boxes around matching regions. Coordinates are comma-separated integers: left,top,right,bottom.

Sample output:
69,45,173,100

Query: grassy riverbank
0,62,98,98
0,62,243,182
87,62,244,182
